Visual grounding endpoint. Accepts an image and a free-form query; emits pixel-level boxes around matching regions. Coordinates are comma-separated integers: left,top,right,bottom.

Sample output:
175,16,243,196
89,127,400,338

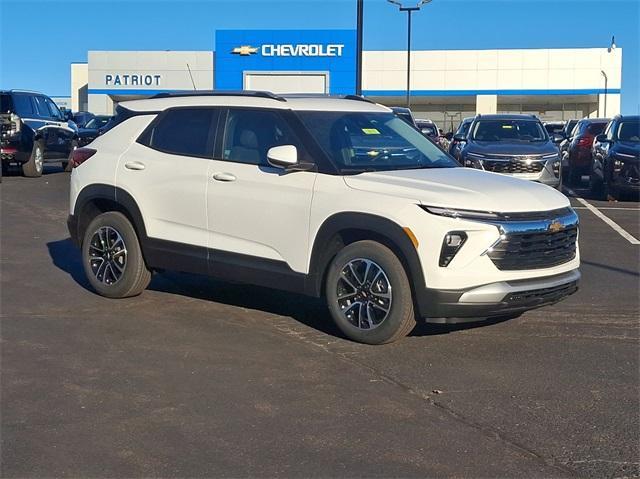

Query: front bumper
418,269,580,322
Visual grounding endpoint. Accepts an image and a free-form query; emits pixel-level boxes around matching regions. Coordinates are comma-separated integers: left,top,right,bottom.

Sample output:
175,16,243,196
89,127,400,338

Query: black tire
589,170,604,199
22,139,44,177
567,167,581,186
604,182,619,202
82,211,151,298
325,240,415,345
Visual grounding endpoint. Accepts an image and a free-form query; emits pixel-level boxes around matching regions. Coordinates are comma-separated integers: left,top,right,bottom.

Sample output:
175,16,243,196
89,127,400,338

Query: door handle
124,161,145,171
212,172,236,182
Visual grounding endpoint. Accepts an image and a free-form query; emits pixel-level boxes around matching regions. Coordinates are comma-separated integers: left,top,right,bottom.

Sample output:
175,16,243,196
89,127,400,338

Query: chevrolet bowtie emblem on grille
548,220,565,233
231,45,258,56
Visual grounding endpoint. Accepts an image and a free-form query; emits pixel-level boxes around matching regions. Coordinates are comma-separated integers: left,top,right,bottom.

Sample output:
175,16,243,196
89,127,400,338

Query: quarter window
140,108,218,158
12,94,36,117
222,109,303,166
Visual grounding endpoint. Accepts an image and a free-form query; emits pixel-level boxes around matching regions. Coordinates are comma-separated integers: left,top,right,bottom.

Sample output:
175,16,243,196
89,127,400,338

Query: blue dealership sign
215,30,357,94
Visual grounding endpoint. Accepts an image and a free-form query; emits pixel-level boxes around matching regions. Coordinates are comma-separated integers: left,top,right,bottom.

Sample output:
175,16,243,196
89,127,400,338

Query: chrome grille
488,225,578,270
482,157,545,174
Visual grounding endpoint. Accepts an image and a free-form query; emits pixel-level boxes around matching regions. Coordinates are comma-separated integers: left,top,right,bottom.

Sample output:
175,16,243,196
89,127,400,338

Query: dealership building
69,29,622,130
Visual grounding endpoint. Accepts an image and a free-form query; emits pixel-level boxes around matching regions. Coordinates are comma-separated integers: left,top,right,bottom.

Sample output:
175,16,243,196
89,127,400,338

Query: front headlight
613,159,623,173
420,205,500,221
463,152,484,169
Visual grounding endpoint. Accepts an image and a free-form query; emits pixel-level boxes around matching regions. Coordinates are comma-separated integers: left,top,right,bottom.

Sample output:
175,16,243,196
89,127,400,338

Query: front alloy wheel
326,240,415,344
336,258,392,330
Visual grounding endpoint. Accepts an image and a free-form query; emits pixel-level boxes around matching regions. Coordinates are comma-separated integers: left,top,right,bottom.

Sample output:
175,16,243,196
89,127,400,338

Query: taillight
71,148,96,168
576,136,592,148
9,113,21,135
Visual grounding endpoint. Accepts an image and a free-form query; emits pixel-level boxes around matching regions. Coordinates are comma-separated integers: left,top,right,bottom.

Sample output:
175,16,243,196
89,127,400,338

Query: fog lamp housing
439,231,468,267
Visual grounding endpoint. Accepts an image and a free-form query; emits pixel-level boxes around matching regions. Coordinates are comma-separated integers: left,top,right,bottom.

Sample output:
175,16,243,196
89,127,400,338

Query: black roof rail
149,90,286,102
281,93,375,104
342,94,375,104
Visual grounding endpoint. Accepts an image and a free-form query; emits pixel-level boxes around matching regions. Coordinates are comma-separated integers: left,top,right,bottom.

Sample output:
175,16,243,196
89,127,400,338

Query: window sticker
362,128,380,135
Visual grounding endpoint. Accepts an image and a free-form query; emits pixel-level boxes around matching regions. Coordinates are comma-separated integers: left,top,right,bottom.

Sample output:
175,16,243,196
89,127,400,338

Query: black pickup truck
1,90,78,177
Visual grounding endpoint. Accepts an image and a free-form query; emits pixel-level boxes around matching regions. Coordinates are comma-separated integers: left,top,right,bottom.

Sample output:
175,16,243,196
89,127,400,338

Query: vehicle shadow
2,164,67,177
47,237,511,341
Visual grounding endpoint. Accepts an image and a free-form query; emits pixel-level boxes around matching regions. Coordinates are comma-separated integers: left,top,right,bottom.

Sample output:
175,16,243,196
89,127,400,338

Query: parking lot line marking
565,187,640,245
572,206,640,211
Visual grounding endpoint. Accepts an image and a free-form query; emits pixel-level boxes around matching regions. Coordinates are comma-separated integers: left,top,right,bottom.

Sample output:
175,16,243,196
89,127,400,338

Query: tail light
8,113,21,136
71,148,96,168
576,136,592,148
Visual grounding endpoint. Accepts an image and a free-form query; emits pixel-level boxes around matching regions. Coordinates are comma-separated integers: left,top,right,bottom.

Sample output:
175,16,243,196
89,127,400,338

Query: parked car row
1,90,112,177
551,116,639,200
590,115,640,199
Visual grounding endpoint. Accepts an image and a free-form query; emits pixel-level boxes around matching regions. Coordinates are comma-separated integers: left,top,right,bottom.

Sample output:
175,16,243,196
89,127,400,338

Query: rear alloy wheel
82,211,151,298
326,240,415,344
22,139,44,177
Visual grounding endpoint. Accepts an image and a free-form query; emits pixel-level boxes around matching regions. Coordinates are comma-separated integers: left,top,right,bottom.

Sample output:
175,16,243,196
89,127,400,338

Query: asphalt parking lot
1,167,639,478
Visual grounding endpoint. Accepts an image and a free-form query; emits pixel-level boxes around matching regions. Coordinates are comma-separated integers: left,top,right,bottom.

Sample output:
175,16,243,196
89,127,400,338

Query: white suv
67,92,580,344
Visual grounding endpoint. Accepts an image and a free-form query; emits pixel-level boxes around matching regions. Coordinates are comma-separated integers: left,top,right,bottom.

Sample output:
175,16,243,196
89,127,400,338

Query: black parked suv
456,114,561,188
1,90,78,177
590,115,639,200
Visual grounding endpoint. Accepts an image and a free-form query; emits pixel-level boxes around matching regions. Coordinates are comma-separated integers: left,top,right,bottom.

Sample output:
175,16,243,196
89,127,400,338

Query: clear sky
1,0,638,113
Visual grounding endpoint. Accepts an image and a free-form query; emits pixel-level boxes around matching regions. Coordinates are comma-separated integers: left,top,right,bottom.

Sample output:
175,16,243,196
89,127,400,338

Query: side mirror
453,133,466,142
552,133,564,143
595,134,609,143
267,145,298,168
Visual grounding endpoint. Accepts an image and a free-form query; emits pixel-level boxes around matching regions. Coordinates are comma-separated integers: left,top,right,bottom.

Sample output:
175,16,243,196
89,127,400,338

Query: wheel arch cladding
74,184,148,248
308,212,425,300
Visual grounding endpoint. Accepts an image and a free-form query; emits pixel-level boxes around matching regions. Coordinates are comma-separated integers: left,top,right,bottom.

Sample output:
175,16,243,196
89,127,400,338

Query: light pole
387,0,433,108
355,0,364,95
601,70,608,117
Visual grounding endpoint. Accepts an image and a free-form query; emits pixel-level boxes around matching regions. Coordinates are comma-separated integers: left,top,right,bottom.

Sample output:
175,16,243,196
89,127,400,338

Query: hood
77,128,99,138
343,167,569,213
614,142,640,158
466,140,556,156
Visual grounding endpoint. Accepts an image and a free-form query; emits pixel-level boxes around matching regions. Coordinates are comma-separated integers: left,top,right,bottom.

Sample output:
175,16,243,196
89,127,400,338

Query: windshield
85,117,111,129
297,111,458,172
419,125,437,137
472,119,546,142
544,123,564,134
617,121,640,142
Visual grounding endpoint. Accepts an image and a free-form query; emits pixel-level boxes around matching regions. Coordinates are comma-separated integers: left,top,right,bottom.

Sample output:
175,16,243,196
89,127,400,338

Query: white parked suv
67,91,580,344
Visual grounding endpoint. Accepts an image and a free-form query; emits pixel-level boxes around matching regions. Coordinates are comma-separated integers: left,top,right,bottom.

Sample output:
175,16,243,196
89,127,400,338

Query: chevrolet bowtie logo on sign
231,46,259,56
231,44,345,57
548,220,565,233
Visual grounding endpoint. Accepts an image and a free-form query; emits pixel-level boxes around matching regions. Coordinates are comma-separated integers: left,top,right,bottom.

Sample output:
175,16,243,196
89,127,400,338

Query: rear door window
139,108,218,158
586,122,607,135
